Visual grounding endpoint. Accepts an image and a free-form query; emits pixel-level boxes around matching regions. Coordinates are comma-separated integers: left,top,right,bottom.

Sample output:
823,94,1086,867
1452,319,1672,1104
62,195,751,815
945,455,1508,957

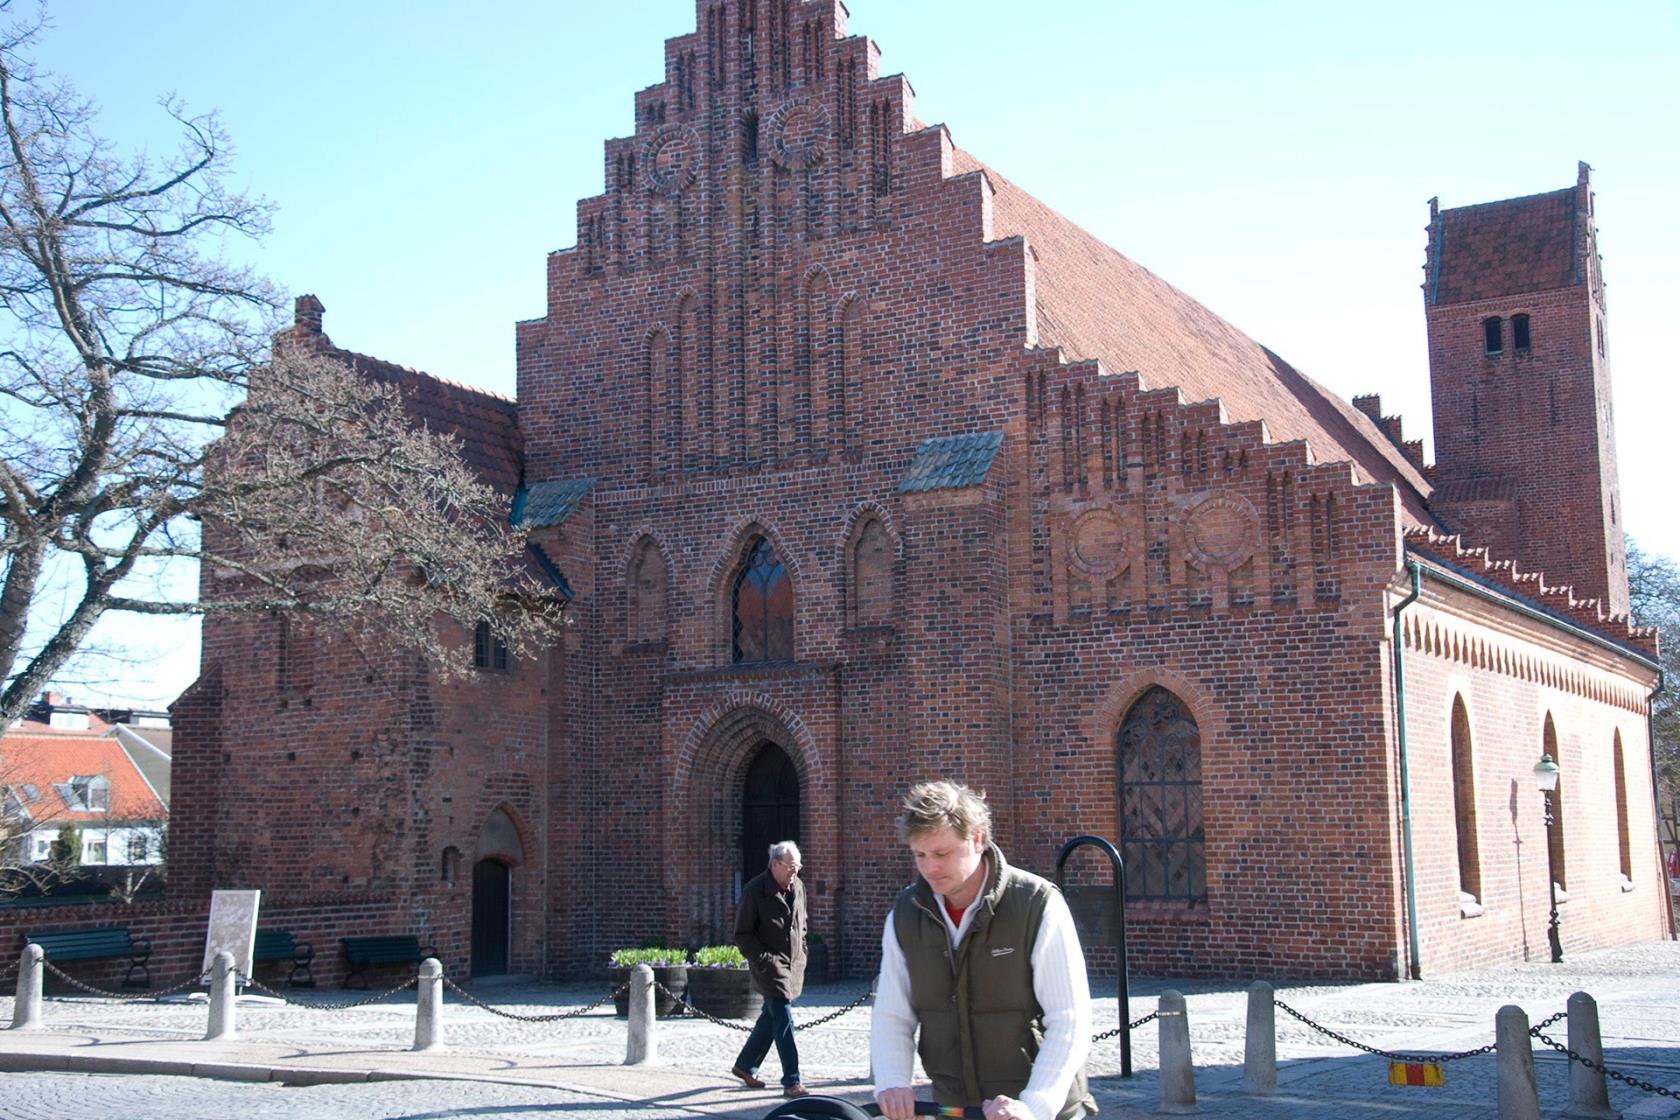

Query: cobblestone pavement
2,940,1679,1117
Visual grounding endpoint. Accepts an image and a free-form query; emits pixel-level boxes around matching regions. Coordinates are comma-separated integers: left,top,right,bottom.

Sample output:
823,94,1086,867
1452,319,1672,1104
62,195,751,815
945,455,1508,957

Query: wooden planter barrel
611,964,689,1018
685,966,763,1020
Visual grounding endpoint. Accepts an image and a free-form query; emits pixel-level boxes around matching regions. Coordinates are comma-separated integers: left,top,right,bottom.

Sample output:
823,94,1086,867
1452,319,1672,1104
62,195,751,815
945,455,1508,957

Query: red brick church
162,0,1667,982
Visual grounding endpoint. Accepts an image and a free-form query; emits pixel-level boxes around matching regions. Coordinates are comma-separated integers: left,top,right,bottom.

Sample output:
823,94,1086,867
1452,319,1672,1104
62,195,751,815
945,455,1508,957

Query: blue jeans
734,995,800,1086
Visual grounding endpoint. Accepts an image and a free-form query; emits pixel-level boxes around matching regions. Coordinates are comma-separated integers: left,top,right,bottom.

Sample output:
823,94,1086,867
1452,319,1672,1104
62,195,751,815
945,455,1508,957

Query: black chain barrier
41,960,207,1001
1094,1010,1157,1042
652,980,875,1033
237,972,418,1011
440,977,629,1023
1531,1023,1680,1102
1276,1000,1565,1065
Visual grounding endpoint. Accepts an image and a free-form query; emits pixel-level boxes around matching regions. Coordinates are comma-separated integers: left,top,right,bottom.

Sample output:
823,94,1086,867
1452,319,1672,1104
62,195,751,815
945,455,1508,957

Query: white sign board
201,889,261,980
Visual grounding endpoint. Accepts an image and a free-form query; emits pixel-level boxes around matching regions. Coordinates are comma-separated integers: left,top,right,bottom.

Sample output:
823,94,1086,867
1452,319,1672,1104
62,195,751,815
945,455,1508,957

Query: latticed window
1117,687,1205,905
732,536,794,663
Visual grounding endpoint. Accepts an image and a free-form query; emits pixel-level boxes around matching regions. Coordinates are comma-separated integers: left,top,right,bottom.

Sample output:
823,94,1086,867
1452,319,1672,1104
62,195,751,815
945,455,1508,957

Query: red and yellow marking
1387,1060,1444,1087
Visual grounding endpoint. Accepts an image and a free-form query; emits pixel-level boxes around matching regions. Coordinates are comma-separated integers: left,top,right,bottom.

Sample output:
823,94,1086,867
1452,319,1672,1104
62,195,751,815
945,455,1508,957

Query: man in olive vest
871,782,1094,1120
731,840,809,1099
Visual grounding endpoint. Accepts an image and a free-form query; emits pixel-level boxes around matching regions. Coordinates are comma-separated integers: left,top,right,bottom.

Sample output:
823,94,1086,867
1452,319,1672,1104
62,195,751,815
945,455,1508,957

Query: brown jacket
734,869,807,1000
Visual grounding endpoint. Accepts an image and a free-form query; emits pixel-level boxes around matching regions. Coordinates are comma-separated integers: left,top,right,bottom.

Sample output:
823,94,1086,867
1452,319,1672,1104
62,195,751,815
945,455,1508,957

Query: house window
1511,313,1531,351
731,536,794,663
84,836,107,864
1450,697,1482,910
66,775,109,812
473,622,509,671
1483,317,1503,355
1116,687,1206,905
128,835,151,863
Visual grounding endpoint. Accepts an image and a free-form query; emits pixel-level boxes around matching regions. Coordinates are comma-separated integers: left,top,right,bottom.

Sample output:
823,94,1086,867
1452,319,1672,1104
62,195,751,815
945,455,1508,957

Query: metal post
1242,981,1276,1095
11,944,44,1031
413,958,445,1052
204,951,237,1041
625,963,656,1065
1055,835,1131,1078
1544,790,1564,963
1495,1004,1541,1120
1563,991,1615,1118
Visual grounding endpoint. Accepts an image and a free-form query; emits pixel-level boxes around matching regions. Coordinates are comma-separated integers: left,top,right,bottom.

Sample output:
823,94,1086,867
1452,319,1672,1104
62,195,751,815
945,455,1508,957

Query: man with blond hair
871,781,1094,1120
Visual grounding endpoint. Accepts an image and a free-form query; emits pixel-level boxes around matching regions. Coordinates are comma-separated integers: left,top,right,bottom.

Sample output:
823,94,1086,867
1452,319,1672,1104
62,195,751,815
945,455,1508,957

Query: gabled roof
1429,187,1578,306
899,431,1004,493
961,156,1436,528
0,730,168,824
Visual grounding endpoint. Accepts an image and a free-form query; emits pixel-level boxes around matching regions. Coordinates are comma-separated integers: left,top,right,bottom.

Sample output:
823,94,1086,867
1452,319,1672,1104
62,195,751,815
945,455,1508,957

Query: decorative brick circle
641,124,700,196
768,99,830,171
1067,508,1129,578
1183,492,1258,568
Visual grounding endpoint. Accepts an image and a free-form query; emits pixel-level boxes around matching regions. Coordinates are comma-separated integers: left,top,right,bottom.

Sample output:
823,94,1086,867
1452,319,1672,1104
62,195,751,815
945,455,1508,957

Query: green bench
340,934,435,989
26,926,152,989
253,928,315,988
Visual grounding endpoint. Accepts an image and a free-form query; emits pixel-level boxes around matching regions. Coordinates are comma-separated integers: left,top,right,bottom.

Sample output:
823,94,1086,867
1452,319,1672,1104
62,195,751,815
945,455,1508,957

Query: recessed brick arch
671,696,820,946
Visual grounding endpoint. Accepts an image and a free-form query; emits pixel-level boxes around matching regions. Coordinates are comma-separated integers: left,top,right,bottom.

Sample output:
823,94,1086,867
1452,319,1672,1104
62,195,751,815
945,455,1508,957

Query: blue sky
25,0,1680,707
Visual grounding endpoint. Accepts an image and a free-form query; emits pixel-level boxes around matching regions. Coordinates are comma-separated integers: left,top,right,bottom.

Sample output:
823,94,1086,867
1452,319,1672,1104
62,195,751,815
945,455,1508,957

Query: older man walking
730,840,810,1099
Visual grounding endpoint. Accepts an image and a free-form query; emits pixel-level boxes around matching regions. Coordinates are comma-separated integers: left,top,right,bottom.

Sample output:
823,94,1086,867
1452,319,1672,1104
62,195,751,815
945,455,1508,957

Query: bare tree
1628,537,1678,808
0,15,559,731
0,751,68,898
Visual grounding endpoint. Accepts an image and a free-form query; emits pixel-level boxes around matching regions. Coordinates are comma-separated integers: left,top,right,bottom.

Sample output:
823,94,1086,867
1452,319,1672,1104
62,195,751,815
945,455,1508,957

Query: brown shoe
783,1084,810,1100
729,1067,766,1089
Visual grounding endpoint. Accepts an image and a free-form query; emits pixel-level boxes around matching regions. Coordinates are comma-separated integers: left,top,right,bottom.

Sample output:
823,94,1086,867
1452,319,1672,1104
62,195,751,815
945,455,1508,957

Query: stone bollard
204,952,237,1041
625,963,656,1065
1496,1004,1541,1120
11,944,44,1031
1242,981,1276,1095
1563,991,1615,1119
1157,989,1196,1114
413,958,446,1052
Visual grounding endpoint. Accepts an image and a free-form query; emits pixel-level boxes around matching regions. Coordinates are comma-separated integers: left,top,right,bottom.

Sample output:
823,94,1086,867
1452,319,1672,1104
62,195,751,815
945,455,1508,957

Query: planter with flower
684,944,763,1020
609,947,689,1018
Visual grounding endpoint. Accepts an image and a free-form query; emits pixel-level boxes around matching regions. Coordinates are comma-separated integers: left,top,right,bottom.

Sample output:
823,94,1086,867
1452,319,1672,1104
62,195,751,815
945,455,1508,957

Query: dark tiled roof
526,542,575,601
898,431,1004,493
1430,188,1577,306
957,155,1435,529
512,478,595,528
335,349,524,495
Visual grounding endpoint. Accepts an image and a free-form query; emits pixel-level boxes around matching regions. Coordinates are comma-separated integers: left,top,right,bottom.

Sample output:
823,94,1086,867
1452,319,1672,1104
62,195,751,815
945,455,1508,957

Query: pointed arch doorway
740,741,800,894
471,808,524,977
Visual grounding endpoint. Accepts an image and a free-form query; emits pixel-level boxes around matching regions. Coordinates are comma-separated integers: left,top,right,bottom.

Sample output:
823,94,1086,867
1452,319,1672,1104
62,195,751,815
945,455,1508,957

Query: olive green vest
891,846,1093,1120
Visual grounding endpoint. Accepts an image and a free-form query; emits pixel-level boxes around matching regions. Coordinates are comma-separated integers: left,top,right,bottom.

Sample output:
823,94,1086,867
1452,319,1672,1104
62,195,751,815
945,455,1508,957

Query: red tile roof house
1,693,169,875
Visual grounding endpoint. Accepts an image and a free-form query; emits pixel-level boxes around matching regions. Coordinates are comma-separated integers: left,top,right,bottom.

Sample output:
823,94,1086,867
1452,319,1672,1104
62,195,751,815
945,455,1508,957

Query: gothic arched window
1117,686,1205,905
732,536,794,663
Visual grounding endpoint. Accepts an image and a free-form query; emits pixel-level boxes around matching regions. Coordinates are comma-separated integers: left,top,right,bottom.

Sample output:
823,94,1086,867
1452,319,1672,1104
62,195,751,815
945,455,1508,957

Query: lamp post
1534,752,1563,963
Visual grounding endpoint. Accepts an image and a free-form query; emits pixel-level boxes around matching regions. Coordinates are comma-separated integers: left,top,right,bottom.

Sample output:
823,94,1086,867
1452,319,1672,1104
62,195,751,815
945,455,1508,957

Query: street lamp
1533,752,1563,963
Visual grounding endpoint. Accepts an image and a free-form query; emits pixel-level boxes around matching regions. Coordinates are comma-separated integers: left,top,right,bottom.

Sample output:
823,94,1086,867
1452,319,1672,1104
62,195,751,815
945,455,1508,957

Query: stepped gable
953,155,1435,528
279,295,523,495
1427,187,1577,306
1405,528,1658,659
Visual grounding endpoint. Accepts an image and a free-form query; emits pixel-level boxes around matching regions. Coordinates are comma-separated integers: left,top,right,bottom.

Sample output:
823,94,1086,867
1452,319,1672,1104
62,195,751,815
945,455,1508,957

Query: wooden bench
26,927,151,989
252,928,315,988
340,934,435,989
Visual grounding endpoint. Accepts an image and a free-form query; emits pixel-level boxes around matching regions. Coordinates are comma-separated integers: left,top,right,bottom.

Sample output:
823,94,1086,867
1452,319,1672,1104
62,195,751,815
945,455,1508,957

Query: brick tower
1424,162,1628,616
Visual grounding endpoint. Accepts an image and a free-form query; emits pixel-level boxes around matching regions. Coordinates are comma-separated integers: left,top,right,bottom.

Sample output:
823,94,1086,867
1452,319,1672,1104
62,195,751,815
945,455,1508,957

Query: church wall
1397,593,1665,976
